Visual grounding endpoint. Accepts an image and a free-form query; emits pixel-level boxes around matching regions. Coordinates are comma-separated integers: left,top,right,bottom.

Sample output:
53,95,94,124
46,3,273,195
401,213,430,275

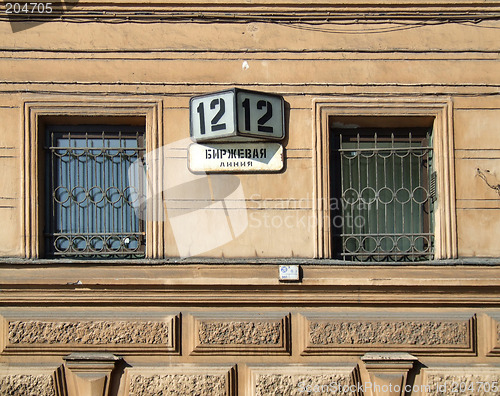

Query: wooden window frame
313,98,457,260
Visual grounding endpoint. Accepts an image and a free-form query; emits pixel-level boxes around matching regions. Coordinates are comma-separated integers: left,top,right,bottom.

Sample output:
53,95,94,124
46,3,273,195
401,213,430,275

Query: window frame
23,99,164,259
313,98,457,260
330,126,435,261
44,124,146,258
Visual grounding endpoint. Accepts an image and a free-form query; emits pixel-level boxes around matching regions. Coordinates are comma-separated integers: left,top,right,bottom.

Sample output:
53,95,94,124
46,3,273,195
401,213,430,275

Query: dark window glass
330,128,435,261
45,125,145,258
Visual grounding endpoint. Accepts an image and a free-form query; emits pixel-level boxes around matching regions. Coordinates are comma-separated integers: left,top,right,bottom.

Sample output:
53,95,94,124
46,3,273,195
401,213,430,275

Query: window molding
313,98,457,260
23,98,164,259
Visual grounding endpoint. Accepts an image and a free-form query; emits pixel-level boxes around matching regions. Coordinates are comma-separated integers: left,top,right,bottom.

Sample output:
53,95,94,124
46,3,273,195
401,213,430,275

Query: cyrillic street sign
188,142,284,173
190,88,285,142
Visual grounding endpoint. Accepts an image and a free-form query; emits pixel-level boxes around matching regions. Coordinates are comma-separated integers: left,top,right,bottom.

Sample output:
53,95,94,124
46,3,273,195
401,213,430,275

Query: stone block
189,312,290,355
299,313,475,356
1,312,179,355
122,364,236,396
422,366,500,395
0,365,58,396
246,364,358,396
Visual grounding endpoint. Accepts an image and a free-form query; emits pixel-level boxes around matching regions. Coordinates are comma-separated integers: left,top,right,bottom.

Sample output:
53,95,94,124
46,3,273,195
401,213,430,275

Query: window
313,99,457,260
44,125,145,257
330,127,435,261
23,99,163,259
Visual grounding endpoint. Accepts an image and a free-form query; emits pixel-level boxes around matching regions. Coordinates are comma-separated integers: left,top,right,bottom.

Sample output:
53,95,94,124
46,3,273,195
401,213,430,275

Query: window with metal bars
330,127,435,261
44,125,145,258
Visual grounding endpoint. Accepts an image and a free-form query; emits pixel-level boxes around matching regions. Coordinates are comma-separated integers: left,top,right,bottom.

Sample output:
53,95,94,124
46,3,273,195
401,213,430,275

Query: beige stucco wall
0,6,500,258
1,1,500,395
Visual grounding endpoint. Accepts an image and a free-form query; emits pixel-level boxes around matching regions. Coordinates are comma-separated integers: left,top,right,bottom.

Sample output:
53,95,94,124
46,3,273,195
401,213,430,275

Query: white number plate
236,90,284,140
190,90,237,142
190,89,284,142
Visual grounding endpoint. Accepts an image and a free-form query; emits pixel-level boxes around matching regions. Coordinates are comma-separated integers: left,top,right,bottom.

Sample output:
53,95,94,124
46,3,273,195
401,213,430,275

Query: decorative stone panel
422,367,500,395
299,313,475,356
1,312,179,355
485,315,500,356
122,365,236,396
0,365,58,396
247,364,358,396
189,312,290,355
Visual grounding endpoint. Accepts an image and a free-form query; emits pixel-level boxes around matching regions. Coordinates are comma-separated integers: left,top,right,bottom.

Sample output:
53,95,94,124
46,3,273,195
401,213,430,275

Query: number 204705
5,2,53,13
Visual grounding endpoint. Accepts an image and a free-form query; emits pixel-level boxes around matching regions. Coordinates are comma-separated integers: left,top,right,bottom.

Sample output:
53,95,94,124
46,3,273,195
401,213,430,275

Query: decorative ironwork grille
331,128,434,261
45,125,145,257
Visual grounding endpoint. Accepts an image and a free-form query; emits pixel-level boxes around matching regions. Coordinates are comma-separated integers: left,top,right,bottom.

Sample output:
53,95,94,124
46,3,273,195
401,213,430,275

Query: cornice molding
1,257,499,266
0,263,499,305
2,2,500,24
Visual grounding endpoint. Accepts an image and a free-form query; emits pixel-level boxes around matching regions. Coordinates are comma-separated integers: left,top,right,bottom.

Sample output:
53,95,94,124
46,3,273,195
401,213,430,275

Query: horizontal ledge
63,352,121,362
0,6,499,16
0,257,499,266
0,0,498,5
2,49,500,55
2,82,500,88
0,259,499,293
3,55,499,62
1,295,499,306
361,352,418,361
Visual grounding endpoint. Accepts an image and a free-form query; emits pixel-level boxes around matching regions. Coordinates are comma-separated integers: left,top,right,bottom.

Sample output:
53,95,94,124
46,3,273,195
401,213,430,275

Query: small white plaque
188,142,284,173
279,265,300,281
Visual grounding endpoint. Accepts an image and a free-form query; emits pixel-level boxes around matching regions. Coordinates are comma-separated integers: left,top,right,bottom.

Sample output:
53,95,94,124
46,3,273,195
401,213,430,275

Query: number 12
196,98,226,135
242,98,274,133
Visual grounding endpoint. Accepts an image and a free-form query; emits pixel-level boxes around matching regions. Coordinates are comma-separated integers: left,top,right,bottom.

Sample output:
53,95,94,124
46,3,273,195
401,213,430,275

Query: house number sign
190,88,285,142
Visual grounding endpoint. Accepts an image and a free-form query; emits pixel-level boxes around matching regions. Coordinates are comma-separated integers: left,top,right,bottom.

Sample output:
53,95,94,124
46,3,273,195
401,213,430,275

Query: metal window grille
45,125,145,258
330,128,434,261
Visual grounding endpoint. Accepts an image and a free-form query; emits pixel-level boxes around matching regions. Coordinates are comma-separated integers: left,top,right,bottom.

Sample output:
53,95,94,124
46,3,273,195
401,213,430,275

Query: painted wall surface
0,5,499,258
0,1,499,395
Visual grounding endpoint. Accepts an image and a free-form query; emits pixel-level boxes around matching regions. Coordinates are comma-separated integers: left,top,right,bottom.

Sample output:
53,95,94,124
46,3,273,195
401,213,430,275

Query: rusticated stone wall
424,368,500,396
308,320,468,346
0,374,55,396
2,315,179,355
248,365,358,396
123,365,235,396
8,320,170,345
198,321,282,345
190,314,290,355
255,373,355,396
128,374,228,396
300,314,475,355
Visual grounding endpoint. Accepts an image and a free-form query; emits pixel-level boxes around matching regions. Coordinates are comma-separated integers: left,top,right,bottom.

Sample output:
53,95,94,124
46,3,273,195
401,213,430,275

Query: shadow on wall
5,0,79,32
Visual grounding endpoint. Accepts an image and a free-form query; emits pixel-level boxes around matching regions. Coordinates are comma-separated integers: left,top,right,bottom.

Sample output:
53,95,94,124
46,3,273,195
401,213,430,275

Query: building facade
1,1,500,395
